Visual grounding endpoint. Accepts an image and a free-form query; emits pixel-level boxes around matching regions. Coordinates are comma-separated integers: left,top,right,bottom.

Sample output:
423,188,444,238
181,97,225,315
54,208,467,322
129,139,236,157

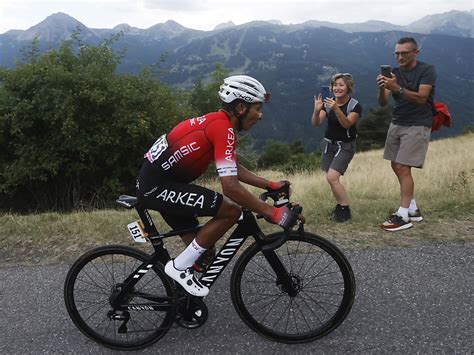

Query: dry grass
1,134,473,266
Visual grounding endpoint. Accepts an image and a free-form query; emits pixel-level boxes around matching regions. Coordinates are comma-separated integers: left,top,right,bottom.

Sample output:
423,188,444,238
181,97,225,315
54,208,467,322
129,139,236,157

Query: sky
0,0,472,34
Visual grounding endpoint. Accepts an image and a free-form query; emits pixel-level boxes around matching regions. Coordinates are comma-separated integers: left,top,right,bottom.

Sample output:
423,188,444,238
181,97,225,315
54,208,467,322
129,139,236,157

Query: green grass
1,134,473,266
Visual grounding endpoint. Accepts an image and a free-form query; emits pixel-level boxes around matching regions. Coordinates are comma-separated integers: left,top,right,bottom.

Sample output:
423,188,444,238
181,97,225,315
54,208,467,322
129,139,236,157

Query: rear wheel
230,231,355,343
64,245,175,350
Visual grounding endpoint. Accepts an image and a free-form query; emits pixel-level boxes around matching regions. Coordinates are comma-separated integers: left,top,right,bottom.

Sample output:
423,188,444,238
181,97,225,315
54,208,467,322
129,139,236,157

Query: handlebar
258,188,303,218
259,181,290,206
259,190,289,206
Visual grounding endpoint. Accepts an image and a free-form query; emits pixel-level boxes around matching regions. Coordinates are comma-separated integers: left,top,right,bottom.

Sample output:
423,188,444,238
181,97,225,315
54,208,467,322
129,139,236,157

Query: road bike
64,191,356,350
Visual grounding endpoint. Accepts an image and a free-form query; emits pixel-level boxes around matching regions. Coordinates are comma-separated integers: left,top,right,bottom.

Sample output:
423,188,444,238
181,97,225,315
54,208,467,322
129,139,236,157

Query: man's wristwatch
398,86,405,94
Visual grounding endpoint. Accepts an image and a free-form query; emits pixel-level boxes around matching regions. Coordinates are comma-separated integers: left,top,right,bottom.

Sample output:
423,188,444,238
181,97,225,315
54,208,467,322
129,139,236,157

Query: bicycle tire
230,231,355,343
64,245,175,350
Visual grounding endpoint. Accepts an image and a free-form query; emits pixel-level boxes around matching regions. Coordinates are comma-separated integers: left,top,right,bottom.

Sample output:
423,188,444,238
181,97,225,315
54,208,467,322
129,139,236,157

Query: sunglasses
332,73,353,80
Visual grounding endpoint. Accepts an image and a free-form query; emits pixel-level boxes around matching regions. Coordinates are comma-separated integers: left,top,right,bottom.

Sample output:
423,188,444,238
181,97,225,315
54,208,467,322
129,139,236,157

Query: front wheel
230,231,355,343
64,245,175,350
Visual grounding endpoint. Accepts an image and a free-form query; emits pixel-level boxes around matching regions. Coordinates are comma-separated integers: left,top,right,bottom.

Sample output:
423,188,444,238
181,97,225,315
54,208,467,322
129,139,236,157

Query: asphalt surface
0,242,472,354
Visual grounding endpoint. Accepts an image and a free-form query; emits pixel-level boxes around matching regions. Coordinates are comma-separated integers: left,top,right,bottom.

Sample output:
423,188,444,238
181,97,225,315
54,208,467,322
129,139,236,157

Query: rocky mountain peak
214,21,235,31
16,11,95,42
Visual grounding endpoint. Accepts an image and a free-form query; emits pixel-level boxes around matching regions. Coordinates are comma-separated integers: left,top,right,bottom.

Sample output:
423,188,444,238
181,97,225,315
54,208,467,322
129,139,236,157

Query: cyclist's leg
157,190,241,248
160,214,198,246
165,196,240,296
195,195,241,248
180,233,195,246
160,214,213,272
166,196,240,270
137,179,239,296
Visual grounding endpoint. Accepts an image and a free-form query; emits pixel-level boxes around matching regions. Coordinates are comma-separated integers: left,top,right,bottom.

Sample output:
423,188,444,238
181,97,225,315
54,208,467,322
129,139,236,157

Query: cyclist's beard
236,111,249,132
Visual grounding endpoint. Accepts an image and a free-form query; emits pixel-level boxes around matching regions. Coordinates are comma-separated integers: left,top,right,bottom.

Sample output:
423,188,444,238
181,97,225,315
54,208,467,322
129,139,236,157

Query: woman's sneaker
381,214,413,232
164,260,209,297
409,209,424,222
332,204,351,223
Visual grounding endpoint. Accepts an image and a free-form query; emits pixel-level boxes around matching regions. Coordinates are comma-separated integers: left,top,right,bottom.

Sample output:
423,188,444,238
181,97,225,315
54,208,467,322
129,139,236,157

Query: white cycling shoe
164,260,209,297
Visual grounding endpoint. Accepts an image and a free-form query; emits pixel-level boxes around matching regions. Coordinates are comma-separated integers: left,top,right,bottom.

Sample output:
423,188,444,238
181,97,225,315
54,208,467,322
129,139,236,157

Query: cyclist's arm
220,175,273,218
237,164,269,189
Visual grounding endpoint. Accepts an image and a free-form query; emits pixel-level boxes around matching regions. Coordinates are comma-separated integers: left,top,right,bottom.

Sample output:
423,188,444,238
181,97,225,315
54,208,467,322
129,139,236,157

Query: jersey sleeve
205,120,238,177
420,65,436,86
352,103,362,115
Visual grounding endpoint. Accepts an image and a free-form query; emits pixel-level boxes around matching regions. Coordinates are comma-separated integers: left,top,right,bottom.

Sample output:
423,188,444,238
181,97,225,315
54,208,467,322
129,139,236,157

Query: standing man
377,37,436,232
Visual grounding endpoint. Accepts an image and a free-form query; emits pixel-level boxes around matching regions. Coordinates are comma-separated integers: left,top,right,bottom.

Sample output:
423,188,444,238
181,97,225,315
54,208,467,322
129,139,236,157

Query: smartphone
320,85,331,100
381,65,392,78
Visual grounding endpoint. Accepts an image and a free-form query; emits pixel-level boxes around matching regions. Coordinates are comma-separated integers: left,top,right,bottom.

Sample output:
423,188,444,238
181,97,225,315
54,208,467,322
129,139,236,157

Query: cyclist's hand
266,180,291,198
266,205,300,229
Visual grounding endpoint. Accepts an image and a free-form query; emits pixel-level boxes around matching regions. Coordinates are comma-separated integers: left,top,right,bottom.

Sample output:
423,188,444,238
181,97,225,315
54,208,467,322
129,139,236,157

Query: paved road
0,242,472,354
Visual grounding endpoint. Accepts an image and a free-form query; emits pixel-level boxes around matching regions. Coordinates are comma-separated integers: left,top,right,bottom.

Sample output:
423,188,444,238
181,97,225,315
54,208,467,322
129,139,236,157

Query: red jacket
431,101,452,132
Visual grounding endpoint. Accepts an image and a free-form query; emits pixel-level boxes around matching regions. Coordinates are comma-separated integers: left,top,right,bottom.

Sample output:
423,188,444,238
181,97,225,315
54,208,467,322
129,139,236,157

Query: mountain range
1,11,473,148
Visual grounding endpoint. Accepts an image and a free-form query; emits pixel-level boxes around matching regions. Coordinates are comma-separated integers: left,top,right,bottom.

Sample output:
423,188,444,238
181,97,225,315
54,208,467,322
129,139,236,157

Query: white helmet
218,75,269,104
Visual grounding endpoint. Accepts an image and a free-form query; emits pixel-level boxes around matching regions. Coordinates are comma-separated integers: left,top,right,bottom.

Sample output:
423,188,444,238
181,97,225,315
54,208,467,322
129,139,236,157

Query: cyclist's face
241,103,263,131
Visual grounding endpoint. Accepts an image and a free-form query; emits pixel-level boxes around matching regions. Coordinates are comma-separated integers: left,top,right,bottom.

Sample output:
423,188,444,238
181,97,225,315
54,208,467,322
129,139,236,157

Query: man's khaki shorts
383,123,431,168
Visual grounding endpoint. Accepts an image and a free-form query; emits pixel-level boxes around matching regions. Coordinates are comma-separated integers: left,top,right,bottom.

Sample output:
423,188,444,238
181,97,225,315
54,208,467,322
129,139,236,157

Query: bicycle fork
259,239,298,297
258,224,306,297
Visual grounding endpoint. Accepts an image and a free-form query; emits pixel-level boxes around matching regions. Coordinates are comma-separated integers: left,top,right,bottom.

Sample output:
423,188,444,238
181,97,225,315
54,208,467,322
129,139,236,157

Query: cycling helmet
218,75,270,104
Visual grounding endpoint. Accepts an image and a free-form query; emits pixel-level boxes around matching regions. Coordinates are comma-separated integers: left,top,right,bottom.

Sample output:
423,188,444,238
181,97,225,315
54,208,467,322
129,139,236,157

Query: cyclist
136,75,303,297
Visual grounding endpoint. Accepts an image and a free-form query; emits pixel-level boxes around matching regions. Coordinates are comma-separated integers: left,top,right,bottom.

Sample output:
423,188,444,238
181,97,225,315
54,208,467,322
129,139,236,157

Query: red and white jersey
144,111,237,182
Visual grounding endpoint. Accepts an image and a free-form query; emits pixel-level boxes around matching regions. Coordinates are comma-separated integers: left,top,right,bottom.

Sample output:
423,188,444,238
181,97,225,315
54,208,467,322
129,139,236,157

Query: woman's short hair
330,73,354,93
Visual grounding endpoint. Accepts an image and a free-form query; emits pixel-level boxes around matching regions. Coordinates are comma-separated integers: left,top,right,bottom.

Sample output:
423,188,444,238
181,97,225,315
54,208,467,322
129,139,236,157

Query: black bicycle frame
110,206,297,309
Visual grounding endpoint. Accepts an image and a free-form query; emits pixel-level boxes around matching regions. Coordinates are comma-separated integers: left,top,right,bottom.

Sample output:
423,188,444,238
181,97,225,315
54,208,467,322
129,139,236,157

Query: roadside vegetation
1,134,472,265
1,37,472,265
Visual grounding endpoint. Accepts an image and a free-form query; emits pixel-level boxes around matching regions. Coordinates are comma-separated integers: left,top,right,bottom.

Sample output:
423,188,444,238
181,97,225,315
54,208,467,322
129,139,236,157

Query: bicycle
64,190,356,350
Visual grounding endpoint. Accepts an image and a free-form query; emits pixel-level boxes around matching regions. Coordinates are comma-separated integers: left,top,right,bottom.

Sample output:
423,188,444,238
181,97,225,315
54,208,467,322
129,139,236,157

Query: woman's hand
314,94,324,112
323,97,337,111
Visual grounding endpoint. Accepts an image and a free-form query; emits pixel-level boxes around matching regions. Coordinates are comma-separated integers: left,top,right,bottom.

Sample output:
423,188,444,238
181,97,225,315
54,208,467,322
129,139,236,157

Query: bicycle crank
175,296,208,329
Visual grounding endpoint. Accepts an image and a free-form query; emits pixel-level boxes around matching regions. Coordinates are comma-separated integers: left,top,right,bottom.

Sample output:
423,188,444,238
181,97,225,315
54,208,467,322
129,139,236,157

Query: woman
311,73,362,222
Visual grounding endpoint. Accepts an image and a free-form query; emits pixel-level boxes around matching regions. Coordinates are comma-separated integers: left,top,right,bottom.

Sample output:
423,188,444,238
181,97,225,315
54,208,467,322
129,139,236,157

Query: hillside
0,133,472,265
1,11,473,148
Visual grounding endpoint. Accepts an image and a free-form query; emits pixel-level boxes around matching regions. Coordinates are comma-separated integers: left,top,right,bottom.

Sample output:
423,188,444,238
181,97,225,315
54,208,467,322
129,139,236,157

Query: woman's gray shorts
320,138,356,175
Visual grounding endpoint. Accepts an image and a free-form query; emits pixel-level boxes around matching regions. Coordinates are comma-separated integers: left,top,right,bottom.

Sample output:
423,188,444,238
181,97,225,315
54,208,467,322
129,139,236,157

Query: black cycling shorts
136,165,223,231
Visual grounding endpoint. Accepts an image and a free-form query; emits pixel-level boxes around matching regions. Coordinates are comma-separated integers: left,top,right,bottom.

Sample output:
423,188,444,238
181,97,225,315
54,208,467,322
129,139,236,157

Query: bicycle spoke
65,246,174,350
298,292,326,325
78,267,112,295
231,232,355,342
79,299,110,321
299,291,339,316
294,296,314,332
248,255,278,280
271,296,292,331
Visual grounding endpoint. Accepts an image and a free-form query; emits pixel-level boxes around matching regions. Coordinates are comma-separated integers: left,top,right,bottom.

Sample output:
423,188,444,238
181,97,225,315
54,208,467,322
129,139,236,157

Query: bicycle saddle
116,195,138,209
